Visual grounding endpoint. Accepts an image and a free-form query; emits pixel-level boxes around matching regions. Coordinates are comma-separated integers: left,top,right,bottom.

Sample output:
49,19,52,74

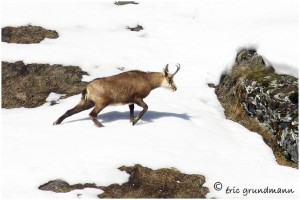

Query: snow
46,93,66,103
1,0,299,199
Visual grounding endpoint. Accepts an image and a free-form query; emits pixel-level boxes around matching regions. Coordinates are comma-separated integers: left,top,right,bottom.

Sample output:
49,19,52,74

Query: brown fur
86,71,163,105
53,64,180,127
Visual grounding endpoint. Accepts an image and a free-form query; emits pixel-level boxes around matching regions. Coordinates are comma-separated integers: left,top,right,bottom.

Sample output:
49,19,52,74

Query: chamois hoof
95,124,105,128
53,121,60,125
93,121,104,128
132,118,139,126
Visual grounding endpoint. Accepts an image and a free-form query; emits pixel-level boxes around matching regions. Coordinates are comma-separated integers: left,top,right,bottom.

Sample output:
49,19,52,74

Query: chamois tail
82,88,89,101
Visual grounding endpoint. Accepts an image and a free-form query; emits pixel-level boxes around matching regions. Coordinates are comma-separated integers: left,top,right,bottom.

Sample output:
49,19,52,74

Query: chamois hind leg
129,103,134,121
132,98,148,126
53,99,94,125
89,103,107,127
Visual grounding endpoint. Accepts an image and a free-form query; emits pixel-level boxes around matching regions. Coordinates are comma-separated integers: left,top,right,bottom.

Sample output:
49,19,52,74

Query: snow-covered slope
1,0,298,199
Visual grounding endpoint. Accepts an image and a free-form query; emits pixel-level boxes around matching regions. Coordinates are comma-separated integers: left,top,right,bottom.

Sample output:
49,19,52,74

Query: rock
2,61,88,108
39,180,74,193
38,164,209,198
215,49,298,167
127,25,143,32
38,180,99,193
2,25,59,44
114,1,139,5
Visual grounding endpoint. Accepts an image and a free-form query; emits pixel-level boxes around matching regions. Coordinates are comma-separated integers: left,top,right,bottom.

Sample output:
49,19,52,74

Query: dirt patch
2,25,59,44
39,164,209,198
2,61,88,108
215,49,298,168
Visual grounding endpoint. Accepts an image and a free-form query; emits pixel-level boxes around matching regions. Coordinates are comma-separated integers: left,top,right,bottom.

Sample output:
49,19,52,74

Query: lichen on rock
215,49,298,167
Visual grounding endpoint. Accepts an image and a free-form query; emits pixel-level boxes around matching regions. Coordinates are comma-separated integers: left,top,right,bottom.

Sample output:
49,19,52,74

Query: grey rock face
216,49,298,165
242,73,298,163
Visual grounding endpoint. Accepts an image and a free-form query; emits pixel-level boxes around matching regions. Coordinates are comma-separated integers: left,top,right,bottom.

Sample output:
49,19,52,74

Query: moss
251,65,267,71
245,65,277,83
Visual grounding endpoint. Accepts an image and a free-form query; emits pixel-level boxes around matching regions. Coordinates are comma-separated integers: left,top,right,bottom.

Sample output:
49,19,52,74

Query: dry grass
2,25,58,44
2,61,88,108
39,164,209,198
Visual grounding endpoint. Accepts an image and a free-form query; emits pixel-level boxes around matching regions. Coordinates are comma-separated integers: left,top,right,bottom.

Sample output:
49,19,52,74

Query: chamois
53,64,180,127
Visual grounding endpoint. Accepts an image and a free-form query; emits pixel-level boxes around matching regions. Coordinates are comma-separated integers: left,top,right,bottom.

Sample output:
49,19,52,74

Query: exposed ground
1,61,88,108
2,25,58,44
39,164,209,198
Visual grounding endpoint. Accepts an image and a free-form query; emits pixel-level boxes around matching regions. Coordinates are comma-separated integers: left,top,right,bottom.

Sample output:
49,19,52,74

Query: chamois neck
147,72,164,90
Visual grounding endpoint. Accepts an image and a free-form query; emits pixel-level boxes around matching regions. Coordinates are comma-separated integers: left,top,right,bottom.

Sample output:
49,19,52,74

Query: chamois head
162,64,181,91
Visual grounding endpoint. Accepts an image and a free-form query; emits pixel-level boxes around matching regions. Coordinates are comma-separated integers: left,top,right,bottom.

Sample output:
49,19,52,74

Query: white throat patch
161,79,172,90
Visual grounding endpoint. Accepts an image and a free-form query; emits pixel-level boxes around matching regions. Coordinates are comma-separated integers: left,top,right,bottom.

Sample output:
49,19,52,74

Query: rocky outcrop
2,61,88,108
215,49,298,167
39,164,209,198
2,25,58,44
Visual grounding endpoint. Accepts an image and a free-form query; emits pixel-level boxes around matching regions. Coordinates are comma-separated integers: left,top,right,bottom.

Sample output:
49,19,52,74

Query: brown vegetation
39,164,209,198
2,61,88,108
2,25,58,44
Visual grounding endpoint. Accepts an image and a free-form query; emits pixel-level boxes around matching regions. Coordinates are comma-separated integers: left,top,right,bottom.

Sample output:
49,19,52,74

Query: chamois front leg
129,104,134,122
132,98,148,126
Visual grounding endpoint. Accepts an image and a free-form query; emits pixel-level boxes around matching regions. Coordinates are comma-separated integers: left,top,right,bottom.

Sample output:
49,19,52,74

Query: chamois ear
163,64,169,77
